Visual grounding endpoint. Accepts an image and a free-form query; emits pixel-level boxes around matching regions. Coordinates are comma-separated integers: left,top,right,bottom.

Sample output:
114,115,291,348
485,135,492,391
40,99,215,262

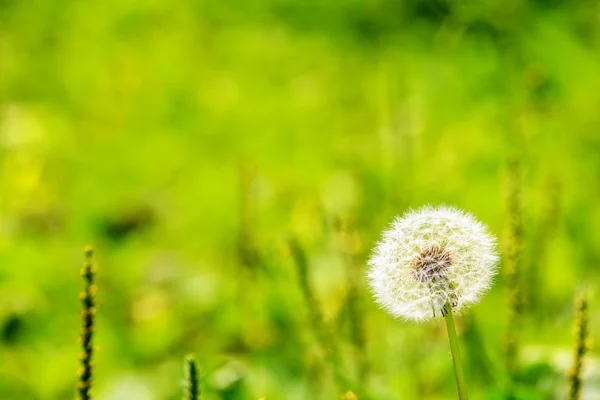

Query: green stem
444,305,468,400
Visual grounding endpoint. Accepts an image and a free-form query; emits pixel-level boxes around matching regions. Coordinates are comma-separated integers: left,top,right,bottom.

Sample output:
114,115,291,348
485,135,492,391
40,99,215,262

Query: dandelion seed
368,205,499,322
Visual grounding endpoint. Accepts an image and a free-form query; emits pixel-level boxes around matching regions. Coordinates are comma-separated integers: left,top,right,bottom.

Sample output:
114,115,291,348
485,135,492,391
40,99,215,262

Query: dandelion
368,205,499,399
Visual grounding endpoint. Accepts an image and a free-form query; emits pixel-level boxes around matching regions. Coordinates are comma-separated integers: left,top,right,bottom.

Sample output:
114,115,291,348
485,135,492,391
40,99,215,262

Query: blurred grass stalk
504,157,524,381
288,238,348,394
77,246,97,400
337,216,369,394
526,178,560,313
568,294,589,400
237,161,261,272
235,161,263,343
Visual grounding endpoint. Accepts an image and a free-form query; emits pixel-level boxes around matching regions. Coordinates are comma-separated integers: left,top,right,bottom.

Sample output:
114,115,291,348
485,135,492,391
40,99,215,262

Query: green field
0,1,599,399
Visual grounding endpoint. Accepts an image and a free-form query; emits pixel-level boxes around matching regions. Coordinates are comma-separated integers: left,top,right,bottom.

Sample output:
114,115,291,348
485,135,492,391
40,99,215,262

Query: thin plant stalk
444,305,468,400
183,354,200,400
77,246,97,400
569,294,589,400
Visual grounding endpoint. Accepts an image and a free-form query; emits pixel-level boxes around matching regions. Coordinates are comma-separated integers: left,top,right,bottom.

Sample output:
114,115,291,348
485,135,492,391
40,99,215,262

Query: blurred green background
1,0,599,399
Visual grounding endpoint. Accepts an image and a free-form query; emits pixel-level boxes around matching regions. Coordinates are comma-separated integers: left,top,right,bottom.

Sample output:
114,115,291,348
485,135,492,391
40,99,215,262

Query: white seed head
368,205,499,322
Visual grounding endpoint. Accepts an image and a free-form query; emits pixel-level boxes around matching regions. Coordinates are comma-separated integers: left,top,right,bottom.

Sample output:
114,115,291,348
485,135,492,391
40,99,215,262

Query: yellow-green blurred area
1,0,600,399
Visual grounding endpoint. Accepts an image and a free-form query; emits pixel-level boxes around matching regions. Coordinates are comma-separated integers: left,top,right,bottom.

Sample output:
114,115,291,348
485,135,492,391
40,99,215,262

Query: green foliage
0,0,598,399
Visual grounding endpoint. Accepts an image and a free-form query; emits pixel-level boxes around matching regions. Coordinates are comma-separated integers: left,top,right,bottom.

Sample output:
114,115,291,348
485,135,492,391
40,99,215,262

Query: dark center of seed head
412,245,452,284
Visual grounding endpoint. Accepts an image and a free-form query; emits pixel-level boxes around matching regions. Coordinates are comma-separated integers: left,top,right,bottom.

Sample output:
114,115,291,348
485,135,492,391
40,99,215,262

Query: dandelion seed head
368,205,499,322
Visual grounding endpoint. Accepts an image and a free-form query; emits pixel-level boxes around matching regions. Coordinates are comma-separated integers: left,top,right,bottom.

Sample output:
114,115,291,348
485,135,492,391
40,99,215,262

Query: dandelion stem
444,305,468,400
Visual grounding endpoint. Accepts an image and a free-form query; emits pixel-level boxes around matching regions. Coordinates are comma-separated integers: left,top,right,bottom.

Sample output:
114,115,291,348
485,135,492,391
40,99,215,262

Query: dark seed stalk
183,354,200,400
569,294,589,400
77,246,97,400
